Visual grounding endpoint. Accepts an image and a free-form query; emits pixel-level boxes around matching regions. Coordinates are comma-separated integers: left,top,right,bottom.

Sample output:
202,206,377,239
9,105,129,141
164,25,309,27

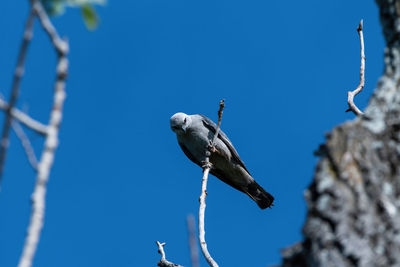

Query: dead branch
17,1,68,266
0,5,36,189
198,99,225,267
187,214,200,267
156,241,184,267
12,121,38,171
347,19,365,116
0,98,48,136
33,1,69,55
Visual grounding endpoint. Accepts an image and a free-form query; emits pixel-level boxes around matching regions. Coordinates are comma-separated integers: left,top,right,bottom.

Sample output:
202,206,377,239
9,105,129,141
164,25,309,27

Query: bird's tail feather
246,181,274,209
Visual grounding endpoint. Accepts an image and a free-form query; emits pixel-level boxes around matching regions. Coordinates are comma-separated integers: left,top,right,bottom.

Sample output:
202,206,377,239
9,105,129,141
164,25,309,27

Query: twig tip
156,241,166,247
358,19,363,32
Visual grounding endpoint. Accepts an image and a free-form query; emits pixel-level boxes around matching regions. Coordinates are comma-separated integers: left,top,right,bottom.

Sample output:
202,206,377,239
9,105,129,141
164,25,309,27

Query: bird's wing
179,136,245,193
178,140,202,167
209,168,245,193
199,114,251,175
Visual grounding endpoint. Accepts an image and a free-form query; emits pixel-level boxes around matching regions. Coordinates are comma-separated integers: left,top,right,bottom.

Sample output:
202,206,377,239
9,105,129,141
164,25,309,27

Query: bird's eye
184,118,187,123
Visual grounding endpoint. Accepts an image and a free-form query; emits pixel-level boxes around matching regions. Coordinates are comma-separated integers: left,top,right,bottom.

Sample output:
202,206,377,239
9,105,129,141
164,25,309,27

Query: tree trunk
281,1,400,266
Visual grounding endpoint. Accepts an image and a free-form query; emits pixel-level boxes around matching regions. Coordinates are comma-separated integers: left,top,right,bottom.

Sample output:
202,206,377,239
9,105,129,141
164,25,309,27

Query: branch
0,97,48,135
198,100,225,267
0,5,36,189
187,214,200,267
12,121,38,171
156,241,184,267
347,19,365,116
17,1,68,266
33,1,69,56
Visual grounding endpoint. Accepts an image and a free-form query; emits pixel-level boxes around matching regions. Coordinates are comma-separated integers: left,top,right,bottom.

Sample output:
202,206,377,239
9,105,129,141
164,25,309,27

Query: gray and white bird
170,112,274,209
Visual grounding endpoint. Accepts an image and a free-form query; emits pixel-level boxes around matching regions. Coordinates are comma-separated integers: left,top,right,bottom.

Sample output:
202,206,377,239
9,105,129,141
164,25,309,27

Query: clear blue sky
0,1,384,266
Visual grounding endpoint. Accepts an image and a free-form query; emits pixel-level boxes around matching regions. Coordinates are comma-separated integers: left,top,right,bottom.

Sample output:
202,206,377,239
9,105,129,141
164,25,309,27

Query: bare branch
347,19,365,116
33,1,69,56
198,100,225,267
211,100,225,146
0,5,36,189
187,214,200,267
17,1,68,266
0,98,48,135
12,121,38,171
156,241,184,267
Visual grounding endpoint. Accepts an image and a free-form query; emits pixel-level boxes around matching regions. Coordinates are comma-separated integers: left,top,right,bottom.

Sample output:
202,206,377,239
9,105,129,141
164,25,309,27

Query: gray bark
281,0,400,266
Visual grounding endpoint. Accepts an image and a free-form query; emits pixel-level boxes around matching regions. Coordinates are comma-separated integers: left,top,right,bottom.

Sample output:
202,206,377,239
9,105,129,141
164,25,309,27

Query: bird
170,112,274,209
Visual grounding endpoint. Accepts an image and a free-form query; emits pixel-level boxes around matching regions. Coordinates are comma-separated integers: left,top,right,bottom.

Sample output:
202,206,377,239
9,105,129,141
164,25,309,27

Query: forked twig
0,97,48,135
198,99,225,267
156,241,184,267
347,19,365,116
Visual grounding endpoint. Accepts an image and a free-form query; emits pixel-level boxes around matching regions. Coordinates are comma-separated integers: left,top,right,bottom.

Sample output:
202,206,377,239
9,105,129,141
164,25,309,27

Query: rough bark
280,0,400,266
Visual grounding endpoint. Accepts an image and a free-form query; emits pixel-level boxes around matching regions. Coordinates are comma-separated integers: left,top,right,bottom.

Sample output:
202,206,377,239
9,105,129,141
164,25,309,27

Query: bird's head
170,112,191,134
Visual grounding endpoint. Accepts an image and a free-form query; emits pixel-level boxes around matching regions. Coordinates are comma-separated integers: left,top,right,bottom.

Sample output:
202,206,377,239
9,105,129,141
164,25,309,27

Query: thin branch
33,1,69,55
12,121,38,171
0,97,48,135
187,214,200,267
347,19,365,116
198,99,225,267
210,100,225,147
17,1,68,267
0,5,36,189
156,241,184,267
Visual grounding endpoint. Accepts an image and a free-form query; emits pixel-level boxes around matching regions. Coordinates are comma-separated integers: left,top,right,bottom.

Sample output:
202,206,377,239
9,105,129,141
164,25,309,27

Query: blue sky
0,1,384,266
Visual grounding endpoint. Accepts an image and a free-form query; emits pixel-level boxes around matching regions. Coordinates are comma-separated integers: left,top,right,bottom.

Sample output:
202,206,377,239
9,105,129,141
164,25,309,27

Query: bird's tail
245,181,274,209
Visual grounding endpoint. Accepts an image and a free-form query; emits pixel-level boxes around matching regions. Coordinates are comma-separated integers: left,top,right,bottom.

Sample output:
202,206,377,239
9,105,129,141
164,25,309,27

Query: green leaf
41,0,67,15
41,0,105,30
67,0,106,6
41,0,106,16
81,4,99,30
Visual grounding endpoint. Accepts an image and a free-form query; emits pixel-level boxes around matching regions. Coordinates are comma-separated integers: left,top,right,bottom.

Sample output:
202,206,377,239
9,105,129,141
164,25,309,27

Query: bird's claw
201,161,213,169
207,142,217,153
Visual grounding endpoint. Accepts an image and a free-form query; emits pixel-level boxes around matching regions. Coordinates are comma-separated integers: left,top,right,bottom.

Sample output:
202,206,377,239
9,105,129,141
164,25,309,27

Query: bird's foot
207,146,217,153
201,161,213,169
207,141,216,153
